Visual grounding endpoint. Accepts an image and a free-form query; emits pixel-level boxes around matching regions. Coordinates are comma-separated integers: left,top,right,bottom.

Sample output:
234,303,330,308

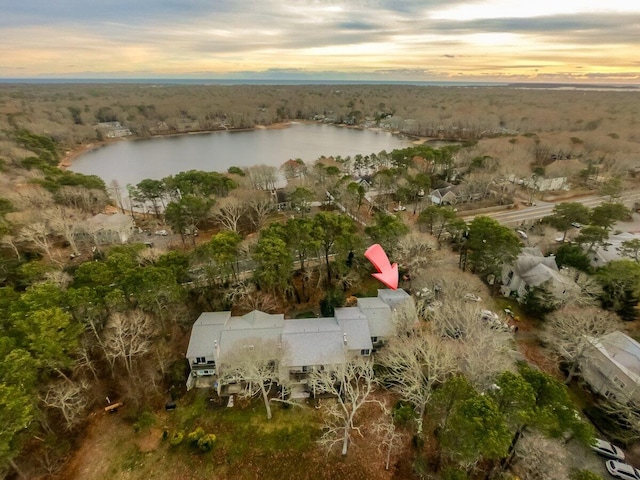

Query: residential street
462,190,640,227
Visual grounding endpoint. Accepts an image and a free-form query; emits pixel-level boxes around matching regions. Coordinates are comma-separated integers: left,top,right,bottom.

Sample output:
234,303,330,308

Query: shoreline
57,120,443,171
57,121,295,170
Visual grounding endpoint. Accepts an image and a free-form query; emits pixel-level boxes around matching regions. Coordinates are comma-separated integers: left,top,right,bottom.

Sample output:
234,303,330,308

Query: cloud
0,0,638,81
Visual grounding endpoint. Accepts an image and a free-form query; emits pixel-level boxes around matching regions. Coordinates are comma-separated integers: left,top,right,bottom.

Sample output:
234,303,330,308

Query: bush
570,469,603,480
169,430,185,446
188,427,206,447
133,410,155,432
197,433,217,452
392,401,414,426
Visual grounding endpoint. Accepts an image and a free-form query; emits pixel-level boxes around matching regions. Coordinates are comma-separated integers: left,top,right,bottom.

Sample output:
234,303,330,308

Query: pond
69,122,413,187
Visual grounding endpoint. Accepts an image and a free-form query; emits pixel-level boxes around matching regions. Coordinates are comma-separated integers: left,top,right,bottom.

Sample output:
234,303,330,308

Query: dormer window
195,356,206,364
361,349,371,356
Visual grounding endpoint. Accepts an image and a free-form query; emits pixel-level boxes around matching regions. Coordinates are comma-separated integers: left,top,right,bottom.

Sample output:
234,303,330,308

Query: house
185,289,416,394
79,212,134,245
580,331,640,404
586,232,640,267
97,121,132,138
501,247,577,300
429,186,458,205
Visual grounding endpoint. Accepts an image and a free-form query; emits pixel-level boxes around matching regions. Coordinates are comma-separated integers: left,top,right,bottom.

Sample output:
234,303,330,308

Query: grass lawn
62,390,388,480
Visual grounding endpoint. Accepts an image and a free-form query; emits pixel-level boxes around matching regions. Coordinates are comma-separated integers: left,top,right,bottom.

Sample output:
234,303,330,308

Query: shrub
188,427,206,447
197,433,217,452
133,410,156,433
169,430,185,446
570,469,603,480
392,401,414,426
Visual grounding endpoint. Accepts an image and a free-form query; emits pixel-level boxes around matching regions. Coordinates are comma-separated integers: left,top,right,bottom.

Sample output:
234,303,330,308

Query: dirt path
59,410,129,480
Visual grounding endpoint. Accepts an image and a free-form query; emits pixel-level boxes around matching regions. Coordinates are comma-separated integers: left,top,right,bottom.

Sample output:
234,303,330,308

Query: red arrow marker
364,243,398,290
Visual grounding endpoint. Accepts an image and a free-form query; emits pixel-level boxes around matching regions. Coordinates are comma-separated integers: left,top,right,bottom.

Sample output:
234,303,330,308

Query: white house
586,232,640,267
501,247,577,300
185,289,416,394
580,331,640,404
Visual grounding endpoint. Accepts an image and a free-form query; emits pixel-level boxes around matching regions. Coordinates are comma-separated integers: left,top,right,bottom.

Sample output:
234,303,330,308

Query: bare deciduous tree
42,379,90,430
0,234,21,260
245,165,278,191
430,302,516,390
18,222,59,264
219,337,281,420
213,196,247,232
48,205,83,256
56,186,108,215
239,189,273,231
103,310,157,377
309,357,378,456
394,232,436,273
225,282,280,314
542,306,620,384
372,402,406,471
378,332,457,435
42,270,73,288
513,432,570,480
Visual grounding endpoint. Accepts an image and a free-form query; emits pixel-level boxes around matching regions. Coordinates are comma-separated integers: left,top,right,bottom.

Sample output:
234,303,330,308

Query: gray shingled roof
219,311,284,358
186,311,230,359
357,297,394,338
281,318,345,368
594,331,640,380
335,307,373,351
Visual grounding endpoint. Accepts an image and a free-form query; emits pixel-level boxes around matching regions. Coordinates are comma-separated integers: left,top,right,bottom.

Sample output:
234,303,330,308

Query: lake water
69,123,412,187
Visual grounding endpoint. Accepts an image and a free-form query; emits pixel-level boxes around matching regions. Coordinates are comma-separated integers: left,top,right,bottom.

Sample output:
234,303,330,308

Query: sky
1,0,639,83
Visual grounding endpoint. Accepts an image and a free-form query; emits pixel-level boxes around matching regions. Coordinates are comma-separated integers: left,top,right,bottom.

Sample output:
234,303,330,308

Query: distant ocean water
0,78,637,91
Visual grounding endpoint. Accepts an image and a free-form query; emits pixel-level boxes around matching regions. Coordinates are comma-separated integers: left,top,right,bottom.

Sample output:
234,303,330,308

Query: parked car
592,438,625,461
463,293,482,302
154,229,168,236
571,222,583,228
606,460,640,480
516,229,528,240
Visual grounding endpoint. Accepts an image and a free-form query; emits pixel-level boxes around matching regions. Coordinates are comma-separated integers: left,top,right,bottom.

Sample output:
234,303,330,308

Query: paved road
462,191,640,227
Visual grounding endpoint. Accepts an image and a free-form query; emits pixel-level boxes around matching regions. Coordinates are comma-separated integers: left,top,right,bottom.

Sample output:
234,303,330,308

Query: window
195,356,206,364
506,271,514,287
613,376,626,390
361,349,371,356
371,337,378,343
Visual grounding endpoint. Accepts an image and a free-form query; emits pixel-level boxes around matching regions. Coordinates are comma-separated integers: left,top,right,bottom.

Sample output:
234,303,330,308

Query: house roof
593,331,640,383
335,307,373,351
357,297,394,338
218,310,284,357
378,288,413,309
281,318,345,368
186,290,415,369
589,232,640,266
513,247,565,288
186,311,230,358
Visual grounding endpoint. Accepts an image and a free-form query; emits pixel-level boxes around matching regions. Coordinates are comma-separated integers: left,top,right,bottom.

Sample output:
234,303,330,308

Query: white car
463,293,482,302
591,438,625,461
606,460,640,480
154,229,168,236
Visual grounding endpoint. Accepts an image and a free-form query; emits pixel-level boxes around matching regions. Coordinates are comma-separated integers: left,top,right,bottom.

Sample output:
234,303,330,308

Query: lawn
61,390,390,480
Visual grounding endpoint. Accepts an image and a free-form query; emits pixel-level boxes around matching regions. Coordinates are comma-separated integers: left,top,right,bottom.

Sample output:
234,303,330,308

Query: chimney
343,333,348,345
